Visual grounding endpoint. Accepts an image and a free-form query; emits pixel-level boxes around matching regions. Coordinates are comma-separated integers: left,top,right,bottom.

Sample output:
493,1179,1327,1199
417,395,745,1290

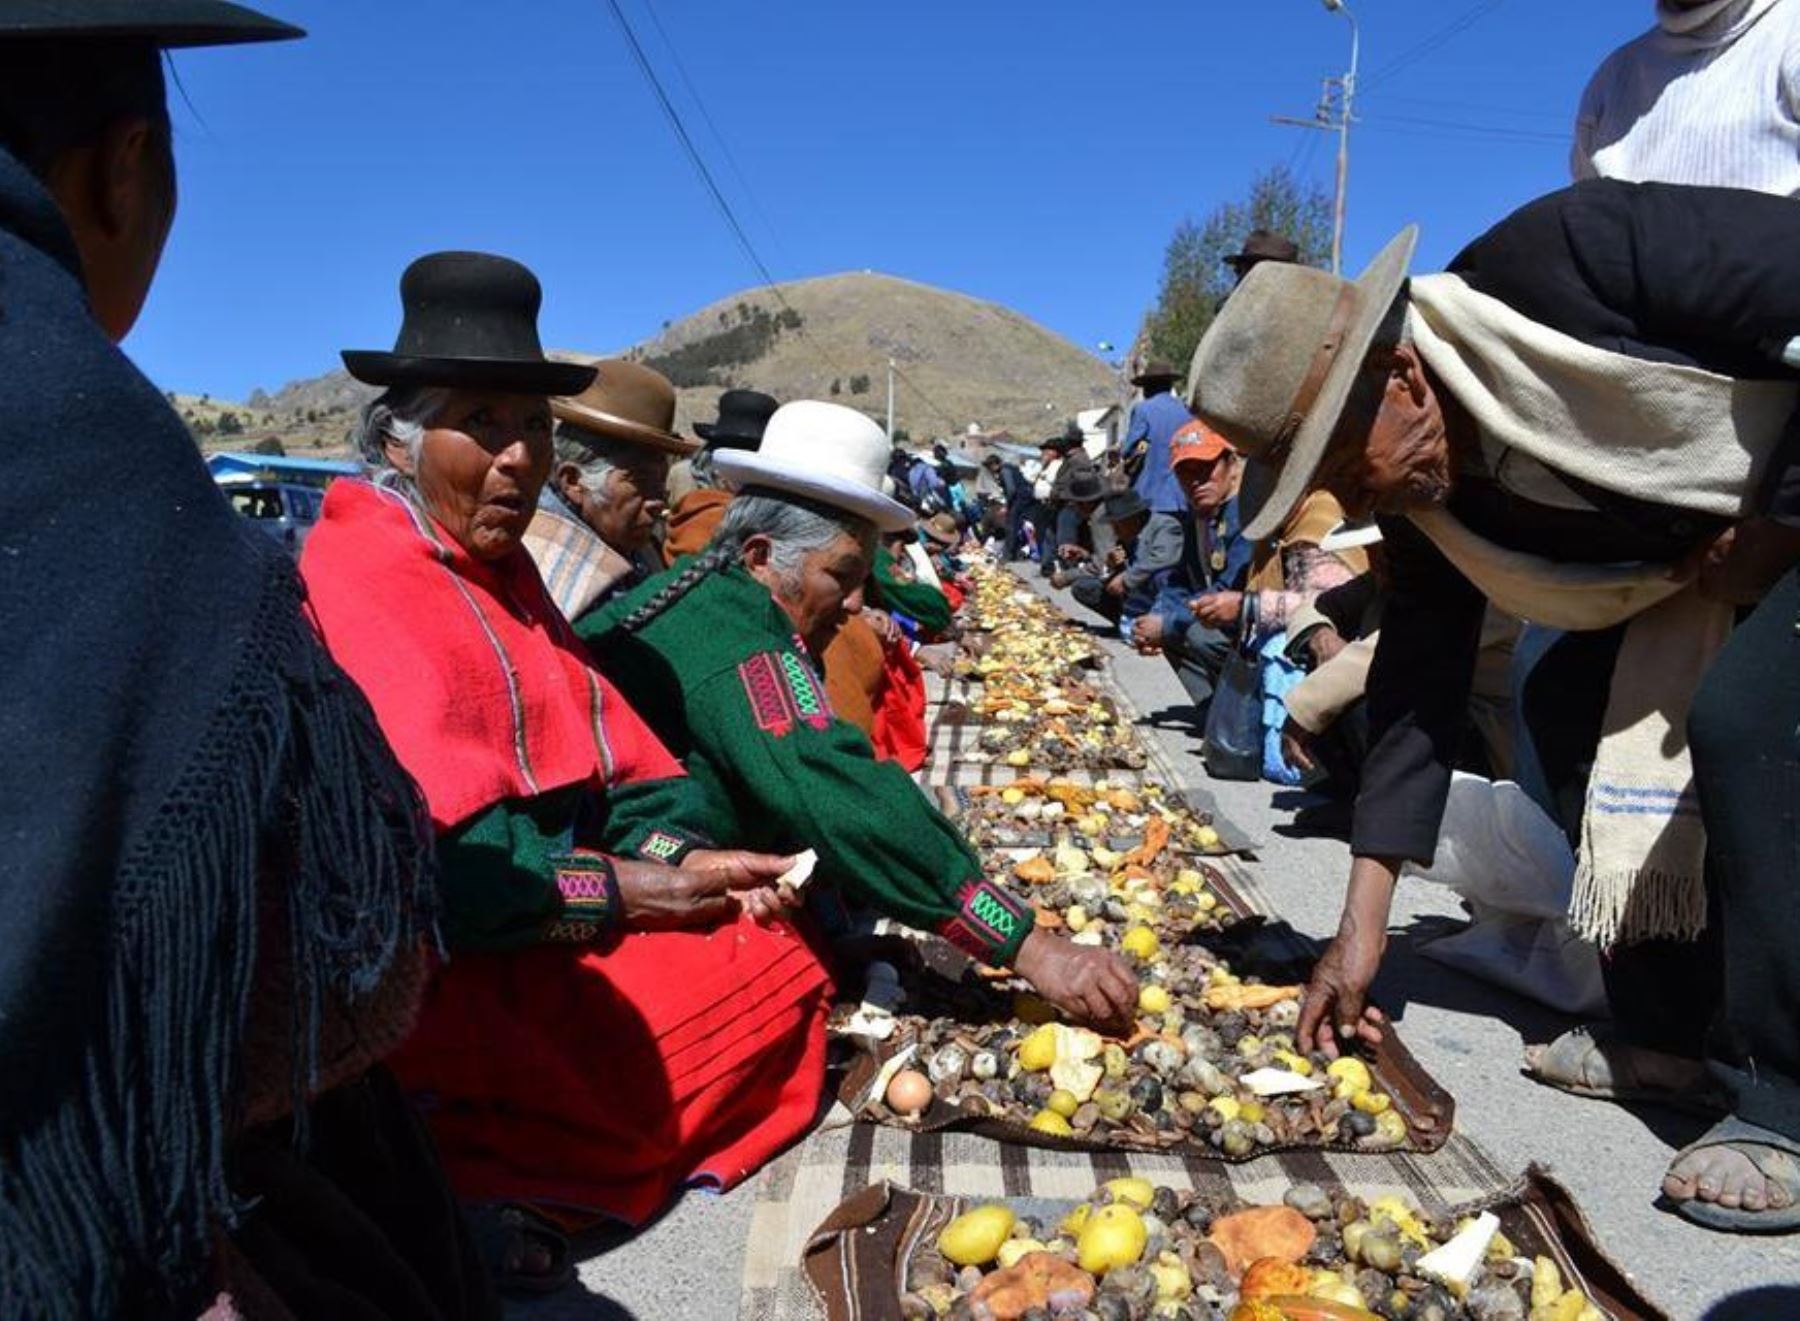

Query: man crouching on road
580,400,1140,1026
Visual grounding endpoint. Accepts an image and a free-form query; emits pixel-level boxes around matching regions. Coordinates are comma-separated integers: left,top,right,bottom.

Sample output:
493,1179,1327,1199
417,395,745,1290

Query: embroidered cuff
624,826,707,866
937,879,1034,966
542,850,623,944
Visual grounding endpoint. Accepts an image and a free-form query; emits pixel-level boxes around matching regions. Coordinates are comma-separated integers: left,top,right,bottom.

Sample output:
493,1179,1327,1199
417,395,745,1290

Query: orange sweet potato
1209,1208,1318,1278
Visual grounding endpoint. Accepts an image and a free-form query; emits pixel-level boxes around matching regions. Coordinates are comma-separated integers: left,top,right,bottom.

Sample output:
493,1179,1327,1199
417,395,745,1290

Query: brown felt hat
1185,225,1417,542
1129,356,1180,387
550,357,696,455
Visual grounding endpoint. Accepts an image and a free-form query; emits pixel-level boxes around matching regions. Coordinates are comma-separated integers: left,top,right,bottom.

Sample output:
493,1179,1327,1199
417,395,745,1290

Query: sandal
467,1202,577,1297
1521,1024,1727,1116
1663,1115,1800,1234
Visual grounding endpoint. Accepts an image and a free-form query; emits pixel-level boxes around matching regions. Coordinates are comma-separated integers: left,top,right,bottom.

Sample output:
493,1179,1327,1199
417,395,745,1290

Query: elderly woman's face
402,391,554,561
745,529,871,654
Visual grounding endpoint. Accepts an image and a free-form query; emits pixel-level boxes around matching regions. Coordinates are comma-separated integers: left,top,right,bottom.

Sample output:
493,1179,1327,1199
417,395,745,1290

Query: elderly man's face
1176,455,1238,516
1316,343,1453,519
745,530,872,654
401,390,552,561
557,446,669,552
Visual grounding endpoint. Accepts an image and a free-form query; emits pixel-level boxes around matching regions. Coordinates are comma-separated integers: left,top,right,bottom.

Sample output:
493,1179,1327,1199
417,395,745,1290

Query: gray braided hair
610,489,875,635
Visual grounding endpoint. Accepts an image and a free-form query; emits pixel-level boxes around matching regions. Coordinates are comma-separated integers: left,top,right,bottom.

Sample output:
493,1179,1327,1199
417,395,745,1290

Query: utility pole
1271,0,1359,274
885,359,896,442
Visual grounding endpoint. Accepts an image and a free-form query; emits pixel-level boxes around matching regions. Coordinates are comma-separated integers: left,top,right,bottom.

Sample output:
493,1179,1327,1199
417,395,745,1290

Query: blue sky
132,0,1649,401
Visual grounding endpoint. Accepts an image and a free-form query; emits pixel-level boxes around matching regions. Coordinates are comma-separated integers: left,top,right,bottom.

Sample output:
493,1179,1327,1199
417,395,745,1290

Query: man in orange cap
1128,421,1253,714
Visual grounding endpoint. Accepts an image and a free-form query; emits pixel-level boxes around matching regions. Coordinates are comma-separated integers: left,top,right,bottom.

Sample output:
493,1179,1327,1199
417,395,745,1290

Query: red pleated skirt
390,914,833,1225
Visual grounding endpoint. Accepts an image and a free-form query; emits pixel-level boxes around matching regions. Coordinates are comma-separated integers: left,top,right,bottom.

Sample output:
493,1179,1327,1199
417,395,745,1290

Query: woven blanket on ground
739,1123,1513,1321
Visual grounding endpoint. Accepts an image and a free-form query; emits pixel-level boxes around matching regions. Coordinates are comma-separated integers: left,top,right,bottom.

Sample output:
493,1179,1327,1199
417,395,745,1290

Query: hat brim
1098,501,1150,526
340,352,596,397
0,1,304,45
553,399,697,455
712,452,916,533
1129,372,1180,387
1235,225,1418,543
1318,520,1384,552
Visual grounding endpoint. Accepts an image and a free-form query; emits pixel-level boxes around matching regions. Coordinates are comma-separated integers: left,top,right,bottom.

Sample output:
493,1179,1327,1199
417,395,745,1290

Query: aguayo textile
301,480,832,1224
0,148,438,1316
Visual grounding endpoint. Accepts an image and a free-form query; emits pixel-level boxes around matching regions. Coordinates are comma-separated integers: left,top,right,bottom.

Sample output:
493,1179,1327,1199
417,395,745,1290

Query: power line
601,0,964,436
1362,91,1569,125
1359,0,1508,95
1358,112,1568,145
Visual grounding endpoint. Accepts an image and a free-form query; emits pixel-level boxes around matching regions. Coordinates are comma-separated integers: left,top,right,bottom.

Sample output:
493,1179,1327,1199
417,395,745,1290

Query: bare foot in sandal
1522,1024,1724,1114
1665,1145,1794,1213
1663,1118,1800,1233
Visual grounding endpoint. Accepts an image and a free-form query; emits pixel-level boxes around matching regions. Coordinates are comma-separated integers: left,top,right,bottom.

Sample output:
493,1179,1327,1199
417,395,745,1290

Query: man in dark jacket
0,9,495,1314
983,452,1034,560
1191,179,1800,1231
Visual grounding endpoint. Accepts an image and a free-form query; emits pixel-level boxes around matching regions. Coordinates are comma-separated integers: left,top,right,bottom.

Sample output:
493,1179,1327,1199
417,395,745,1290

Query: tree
1142,165,1331,377
216,411,243,436
849,374,871,395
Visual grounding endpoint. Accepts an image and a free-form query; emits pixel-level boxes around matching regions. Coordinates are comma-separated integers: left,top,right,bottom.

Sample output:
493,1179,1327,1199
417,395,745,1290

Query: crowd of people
6,0,1800,1316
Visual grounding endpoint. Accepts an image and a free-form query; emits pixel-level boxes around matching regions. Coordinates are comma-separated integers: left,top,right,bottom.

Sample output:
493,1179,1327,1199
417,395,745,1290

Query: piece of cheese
1415,1211,1500,1295
1239,1067,1326,1097
777,849,819,893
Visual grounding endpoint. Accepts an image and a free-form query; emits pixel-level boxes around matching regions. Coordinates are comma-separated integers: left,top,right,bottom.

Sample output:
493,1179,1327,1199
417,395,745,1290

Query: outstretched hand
615,850,800,930
1013,929,1139,1032
1296,928,1387,1059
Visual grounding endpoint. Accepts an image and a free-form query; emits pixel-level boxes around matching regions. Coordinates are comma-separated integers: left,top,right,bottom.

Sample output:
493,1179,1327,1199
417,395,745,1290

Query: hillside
620,272,1124,441
193,272,1125,456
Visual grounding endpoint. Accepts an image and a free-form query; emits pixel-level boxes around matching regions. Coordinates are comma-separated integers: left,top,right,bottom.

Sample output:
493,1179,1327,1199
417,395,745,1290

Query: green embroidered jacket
581,563,1033,966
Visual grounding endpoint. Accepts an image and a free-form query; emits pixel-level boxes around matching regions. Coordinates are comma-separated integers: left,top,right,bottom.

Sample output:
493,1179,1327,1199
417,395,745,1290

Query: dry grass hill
185,272,1126,458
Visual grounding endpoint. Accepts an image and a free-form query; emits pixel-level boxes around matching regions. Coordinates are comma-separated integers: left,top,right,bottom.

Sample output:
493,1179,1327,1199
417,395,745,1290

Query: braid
612,546,734,635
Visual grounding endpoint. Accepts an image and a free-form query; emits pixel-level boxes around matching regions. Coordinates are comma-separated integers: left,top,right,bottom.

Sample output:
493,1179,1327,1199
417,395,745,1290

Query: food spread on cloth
910,1179,1604,1321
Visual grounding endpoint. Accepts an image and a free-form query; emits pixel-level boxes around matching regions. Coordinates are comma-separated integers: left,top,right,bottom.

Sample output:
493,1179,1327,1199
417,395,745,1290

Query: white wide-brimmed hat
1319,519,1384,553
714,400,914,532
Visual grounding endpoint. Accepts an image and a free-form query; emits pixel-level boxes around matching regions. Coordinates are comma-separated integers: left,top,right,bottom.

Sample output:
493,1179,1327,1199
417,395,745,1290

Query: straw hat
551,357,695,455
713,401,914,532
1186,225,1417,541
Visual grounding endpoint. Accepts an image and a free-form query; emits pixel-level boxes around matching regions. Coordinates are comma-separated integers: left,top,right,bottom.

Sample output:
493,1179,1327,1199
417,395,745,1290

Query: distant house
206,451,361,487
1076,405,1123,460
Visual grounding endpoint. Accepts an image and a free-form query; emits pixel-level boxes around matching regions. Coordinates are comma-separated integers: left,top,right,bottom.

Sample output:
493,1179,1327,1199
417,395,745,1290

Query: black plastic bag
1202,642,1264,781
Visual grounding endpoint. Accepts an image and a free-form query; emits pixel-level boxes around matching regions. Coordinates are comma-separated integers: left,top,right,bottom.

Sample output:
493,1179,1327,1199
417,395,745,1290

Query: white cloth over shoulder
1404,773,1605,1016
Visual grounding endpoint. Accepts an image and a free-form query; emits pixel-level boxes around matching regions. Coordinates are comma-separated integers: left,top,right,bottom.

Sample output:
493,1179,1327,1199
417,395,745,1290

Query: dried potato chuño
905,1180,1600,1321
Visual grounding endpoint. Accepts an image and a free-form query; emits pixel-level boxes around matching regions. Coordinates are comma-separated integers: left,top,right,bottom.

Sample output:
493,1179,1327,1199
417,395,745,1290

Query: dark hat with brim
694,389,779,450
1224,228,1301,271
1065,471,1106,504
1096,489,1150,526
342,251,595,396
1043,432,1082,454
1130,357,1181,387
0,1,303,45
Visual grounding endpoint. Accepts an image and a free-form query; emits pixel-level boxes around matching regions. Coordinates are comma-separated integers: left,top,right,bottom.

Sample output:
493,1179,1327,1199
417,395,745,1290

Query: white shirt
1573,0,1800,196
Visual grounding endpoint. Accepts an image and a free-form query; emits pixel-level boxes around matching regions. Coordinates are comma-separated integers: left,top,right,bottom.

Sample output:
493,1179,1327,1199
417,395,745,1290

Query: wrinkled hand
1296,926,1388,1059
1103,572,1128,598
1280,718,1317,773
861,608,903,646
1130,614,1165,654
1014,929,1139,1031
1309,626,1347,666
1104,545,1129,571
616,850,799,930
1190,590,1243,628
1057,544,1088,563
1680,518,1800,606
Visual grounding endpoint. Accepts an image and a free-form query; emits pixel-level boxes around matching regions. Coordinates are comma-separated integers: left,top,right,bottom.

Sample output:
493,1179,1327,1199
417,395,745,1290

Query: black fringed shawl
0,149,439,1316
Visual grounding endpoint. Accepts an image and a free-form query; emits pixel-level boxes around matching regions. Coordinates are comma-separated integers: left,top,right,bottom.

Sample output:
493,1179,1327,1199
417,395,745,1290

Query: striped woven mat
739,1122,1513,1321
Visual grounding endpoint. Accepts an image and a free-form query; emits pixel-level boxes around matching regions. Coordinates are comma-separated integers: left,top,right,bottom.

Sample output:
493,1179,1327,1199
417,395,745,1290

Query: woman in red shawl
299,254,832,1283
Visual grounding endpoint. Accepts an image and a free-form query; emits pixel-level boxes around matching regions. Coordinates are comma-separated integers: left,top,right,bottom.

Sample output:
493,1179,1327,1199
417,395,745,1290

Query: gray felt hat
1186,226,1417,541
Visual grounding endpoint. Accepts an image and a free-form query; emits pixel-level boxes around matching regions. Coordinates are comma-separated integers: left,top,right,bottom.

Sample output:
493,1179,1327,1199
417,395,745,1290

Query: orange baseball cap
1168,420,1235,469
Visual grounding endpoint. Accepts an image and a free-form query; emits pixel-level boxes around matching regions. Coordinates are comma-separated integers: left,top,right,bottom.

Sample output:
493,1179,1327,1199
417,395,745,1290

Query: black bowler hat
342,252,595,396
0,1,303,45
694,389,779,451
1096,489,1149,526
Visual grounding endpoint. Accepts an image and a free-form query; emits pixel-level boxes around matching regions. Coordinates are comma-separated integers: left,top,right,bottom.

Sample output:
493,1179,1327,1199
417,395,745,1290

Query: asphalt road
526,574,1799,1319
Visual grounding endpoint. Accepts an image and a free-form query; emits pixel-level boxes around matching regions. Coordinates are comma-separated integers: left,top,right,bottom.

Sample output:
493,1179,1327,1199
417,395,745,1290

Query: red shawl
301,480,682,830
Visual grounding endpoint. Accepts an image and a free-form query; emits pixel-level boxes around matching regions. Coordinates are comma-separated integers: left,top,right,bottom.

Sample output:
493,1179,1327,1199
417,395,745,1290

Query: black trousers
1691,569,1800,1140
1521,626,1722,1057
1164,621,1232,713
1070,574,1123,626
